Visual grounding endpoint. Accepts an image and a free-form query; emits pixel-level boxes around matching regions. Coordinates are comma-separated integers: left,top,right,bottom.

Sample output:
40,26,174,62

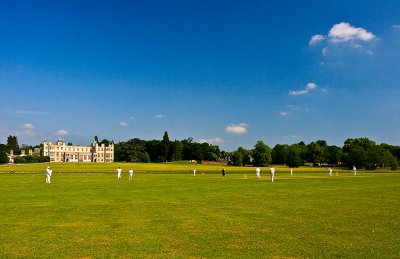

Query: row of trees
0,136,46,164
114,132,222,163
229,138,399,170
1,133,399,170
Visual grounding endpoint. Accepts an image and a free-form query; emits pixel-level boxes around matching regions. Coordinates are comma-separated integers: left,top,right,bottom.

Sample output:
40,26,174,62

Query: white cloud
328,22,375,43
23,123,35,130
289,83,317,96
120,121,128,127
225,123,248,134
16,123,36,138
306,83,317,90
393,25,400,29
154,114,165,119
54,129,69,136
309,34,325,45
322,47,329,55
279,111,289,116
199,137,224,145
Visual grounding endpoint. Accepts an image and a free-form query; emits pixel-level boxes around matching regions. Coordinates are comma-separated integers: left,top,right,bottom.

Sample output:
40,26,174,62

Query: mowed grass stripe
0,171,399,258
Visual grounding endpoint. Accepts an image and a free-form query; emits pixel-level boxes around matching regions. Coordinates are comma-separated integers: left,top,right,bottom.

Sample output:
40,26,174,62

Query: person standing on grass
256,167,261,179
222,167,226,179
270,166,275,182
328,167,332,176
45,166,52,184
290,167,293,175
193,169,196,176
117,167,122,179
129,168,133,180
353,165,357,175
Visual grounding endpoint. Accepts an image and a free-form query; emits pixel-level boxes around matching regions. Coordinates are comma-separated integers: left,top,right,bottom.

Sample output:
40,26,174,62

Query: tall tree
252,141,272,167
170,140,183,161
287,144,303,168
0,144,8,164
272,144,289,165
162,131,170,162
6,135,19,154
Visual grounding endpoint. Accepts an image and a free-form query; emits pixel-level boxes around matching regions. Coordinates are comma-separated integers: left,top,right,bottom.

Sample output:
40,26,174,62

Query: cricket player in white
328,167,332,176
129,168,133,180
117,167,122,179
290,167,293,175
353,165,357,175
270,166,275,182
256,167,261,179
45,166,52,184
193,169,196,176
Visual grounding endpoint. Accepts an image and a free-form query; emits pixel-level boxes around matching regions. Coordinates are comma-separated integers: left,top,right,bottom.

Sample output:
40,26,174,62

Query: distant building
41,139,114,163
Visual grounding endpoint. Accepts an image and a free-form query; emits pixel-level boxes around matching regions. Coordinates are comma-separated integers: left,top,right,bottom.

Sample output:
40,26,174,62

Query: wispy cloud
289,83,317,96
120,121,128,127
393,25,400,29
15,109,48,115
199,137,224,145
54,129,69,136
16,123,36,138
154,114,165,119
283,135,302,140
225,123,248,134
279,111,289,116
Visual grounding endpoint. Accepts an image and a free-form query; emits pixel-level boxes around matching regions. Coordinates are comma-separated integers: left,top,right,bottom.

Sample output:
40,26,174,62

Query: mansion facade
41,139,114,163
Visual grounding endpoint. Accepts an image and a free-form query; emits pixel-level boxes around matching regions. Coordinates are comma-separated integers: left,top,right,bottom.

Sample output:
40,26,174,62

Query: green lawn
0,164,399,258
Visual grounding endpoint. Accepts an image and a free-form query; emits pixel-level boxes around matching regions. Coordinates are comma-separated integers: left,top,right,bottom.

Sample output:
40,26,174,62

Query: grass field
0,163,399,258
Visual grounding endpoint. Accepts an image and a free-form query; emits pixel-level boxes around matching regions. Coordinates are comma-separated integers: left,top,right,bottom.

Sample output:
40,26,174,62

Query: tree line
114,132,222,163
1,133,399,170
230,138,399,170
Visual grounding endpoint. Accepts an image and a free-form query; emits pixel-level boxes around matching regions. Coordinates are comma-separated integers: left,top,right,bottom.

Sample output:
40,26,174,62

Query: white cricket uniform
270,167,275,182
256,167,260,179
328,168,332,176
129,169,133,180
353,166,357,175
46,168,52,184
117,168,122,179
193,169,196,176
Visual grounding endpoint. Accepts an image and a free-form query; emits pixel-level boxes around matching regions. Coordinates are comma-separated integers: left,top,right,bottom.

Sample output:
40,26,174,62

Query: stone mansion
41,139,114,163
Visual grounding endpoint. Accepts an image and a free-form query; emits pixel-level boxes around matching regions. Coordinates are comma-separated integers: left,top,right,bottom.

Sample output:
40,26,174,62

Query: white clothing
46,168,52,184
290,168,293,175
256,167,260,179
117,168,122,179
328,168,332,176
129,169,133,180
353,166,357,175
270,167,275,182
193,169,196,176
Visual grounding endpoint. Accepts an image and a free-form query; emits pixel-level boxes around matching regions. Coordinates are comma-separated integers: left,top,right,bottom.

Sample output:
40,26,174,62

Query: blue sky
1,0,400,151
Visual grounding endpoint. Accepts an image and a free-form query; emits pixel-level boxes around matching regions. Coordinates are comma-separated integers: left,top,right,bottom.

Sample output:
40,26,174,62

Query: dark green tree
162,131,170,162
287,144,303,168
6,135,19,154
272,144,289,165
0,144,8,164
252,141,272,167
170,140,183,161
327,145,343,165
